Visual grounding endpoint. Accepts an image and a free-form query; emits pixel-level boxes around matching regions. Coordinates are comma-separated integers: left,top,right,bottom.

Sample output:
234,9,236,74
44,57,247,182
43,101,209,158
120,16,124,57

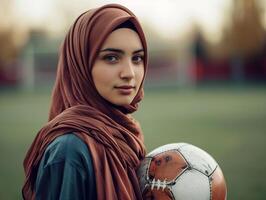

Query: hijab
22,4,148,200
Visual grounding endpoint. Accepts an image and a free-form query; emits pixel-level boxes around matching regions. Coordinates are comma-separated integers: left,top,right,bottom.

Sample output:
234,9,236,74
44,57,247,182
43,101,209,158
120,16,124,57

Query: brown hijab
22,4,148,200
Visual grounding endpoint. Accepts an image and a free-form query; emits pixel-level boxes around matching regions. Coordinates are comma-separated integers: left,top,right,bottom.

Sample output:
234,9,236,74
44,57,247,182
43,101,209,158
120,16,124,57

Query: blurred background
0,0,266,199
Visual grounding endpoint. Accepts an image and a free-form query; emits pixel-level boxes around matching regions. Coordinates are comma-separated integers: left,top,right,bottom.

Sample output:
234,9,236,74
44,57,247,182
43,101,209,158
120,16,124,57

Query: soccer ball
137,143,227,200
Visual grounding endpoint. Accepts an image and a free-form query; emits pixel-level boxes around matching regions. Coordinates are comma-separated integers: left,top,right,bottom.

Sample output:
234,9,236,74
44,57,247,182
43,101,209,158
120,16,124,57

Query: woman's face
92,28,145,106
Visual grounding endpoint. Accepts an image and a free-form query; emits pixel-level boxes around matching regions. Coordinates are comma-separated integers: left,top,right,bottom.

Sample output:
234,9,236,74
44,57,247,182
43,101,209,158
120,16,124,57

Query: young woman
22,4,148,200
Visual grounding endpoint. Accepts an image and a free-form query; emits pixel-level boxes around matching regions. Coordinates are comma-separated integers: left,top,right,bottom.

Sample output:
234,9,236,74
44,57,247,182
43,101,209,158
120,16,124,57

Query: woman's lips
114,85,135,95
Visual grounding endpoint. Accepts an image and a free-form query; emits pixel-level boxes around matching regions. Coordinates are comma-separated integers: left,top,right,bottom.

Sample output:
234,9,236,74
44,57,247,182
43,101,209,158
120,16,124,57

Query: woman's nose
120,60,135,79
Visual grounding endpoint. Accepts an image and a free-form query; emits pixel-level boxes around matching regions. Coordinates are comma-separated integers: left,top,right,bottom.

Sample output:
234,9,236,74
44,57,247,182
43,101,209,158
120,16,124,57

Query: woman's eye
132,55,144,64
103,55,119,63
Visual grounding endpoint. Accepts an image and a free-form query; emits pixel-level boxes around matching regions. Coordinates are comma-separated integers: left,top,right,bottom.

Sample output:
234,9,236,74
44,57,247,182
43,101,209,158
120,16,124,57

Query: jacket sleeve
35,160,88,200
35,134,96,200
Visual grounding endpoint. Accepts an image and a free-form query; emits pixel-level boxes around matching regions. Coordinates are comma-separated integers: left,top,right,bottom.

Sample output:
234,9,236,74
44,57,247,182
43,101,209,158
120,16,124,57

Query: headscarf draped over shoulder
22,4,148,200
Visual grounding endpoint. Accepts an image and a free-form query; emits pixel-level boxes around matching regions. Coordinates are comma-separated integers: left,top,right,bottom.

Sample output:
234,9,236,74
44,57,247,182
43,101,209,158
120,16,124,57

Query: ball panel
211,166,227,200
172,169,211,200
179,144,217,176
137,157,153,193
149,151,188,182
147,143,188,157
143,187,174,200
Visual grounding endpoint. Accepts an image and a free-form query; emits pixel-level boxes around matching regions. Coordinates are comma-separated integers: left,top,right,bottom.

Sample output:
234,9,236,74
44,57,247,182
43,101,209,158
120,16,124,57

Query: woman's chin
110,98,133,107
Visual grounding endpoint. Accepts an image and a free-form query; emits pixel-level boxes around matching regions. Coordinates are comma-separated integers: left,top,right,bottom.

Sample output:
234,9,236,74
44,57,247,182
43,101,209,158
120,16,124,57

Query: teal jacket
35,133,97,200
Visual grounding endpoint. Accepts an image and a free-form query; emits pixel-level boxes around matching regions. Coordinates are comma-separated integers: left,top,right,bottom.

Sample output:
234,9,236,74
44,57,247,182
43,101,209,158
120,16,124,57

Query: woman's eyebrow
133,49,144,54
99,48,144,54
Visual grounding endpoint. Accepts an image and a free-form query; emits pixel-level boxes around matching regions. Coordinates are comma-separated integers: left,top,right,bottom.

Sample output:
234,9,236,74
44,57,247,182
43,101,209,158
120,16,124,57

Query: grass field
0,86,266,199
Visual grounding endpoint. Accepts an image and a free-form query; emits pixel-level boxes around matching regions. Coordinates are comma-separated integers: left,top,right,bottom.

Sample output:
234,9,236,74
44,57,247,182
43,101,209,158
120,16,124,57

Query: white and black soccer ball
137,143,227,200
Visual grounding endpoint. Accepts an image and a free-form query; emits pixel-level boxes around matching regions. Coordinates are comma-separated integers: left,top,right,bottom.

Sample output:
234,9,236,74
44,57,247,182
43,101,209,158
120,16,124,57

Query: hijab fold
22,4,148,200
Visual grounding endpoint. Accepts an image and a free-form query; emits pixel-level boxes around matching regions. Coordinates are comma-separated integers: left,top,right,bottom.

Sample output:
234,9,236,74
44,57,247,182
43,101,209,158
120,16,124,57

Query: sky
11,0,266,42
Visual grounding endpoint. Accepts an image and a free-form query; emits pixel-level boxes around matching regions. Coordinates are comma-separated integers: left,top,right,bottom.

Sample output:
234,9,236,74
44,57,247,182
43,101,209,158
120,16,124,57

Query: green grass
0,86,266,199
